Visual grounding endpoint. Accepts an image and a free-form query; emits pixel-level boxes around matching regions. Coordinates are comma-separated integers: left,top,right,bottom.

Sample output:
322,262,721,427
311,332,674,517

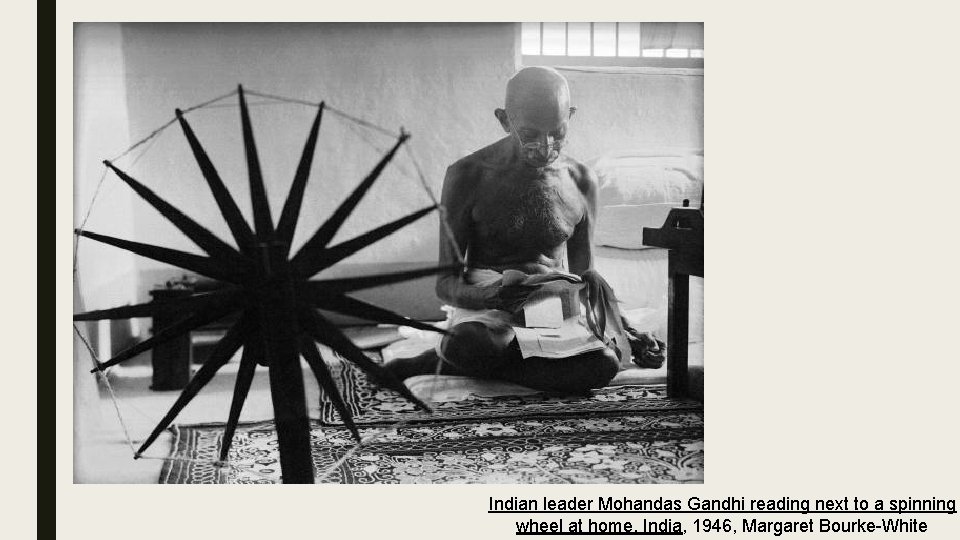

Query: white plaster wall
561,68,704,159
74,23,137,477
107,23,703,314
117,23,516,301
74,23,136,309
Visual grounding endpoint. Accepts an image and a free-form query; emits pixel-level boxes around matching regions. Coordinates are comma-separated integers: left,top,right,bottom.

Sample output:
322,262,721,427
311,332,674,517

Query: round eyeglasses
511,130,567,152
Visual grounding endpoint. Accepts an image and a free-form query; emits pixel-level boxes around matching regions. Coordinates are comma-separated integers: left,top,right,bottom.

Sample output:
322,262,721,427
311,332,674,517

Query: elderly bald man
385,67,664,393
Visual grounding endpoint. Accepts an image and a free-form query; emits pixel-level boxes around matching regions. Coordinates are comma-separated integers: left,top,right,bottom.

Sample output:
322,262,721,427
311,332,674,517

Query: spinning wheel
74,86,454,483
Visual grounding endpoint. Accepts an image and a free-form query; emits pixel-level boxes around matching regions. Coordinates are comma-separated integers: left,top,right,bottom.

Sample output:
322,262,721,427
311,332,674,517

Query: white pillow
588,154,703,249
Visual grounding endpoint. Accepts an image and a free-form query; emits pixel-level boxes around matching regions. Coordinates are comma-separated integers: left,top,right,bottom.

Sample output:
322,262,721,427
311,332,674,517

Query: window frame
517,23,704,70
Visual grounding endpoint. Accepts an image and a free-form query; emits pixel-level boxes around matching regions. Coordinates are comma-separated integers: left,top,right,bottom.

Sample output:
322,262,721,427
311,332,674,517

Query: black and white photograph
71,21,704,484
38,1,960,538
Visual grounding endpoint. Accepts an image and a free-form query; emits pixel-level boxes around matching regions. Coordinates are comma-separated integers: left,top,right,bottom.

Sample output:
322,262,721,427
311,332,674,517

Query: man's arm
568,163,666,365
567,163,599,277
435,164,500,310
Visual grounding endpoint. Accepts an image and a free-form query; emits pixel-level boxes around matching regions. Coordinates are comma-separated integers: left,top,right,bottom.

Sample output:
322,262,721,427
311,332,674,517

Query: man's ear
494,108,511,132
569,106,577,119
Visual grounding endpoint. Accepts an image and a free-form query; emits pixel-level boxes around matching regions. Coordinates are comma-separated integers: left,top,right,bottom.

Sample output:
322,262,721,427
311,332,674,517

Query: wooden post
268,346,314,483
260,241,314,483
666,251,690,399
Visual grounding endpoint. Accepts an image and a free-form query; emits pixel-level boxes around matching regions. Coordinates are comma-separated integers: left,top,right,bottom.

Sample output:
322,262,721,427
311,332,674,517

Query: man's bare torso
457,137,590,274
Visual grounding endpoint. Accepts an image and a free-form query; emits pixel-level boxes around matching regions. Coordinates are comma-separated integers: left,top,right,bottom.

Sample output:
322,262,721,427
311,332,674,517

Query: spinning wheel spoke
92,298,243,372
237,86,274,238
299,336,361,441
294,204,437,278
73,289,239,322
299,306,431,413
314,294,447,336
176,109,256,254
292,132,409,264
276,102,325,251
74,229,247,283
304,264,459,294
219,334,260,462
102,160,246,264
137,316,248,456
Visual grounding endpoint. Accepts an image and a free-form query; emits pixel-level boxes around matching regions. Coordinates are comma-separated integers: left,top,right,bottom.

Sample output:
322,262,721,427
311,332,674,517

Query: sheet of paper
514,322,606,359
522,295,564,328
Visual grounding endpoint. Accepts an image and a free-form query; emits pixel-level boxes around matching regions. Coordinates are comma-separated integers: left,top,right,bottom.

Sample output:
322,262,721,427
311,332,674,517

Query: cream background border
3,1,38,537
46,1,960,539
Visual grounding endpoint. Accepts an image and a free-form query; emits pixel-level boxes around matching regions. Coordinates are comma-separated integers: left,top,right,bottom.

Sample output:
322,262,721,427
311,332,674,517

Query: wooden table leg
667,251,690,399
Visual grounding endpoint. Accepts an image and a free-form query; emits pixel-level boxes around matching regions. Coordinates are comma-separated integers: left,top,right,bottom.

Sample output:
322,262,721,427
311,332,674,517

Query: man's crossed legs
384,319,664,394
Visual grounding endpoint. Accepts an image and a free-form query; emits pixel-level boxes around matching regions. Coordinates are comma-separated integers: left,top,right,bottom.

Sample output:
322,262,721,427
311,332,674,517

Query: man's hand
626,327,667,369
496,282,541,313
497,270,583,313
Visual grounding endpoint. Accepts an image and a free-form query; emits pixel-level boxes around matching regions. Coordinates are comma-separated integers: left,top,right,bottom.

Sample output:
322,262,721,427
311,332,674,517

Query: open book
502,270,606,359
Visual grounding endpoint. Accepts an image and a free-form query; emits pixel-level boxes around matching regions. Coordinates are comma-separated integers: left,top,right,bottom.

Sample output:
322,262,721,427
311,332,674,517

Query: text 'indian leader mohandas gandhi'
490,496,734,512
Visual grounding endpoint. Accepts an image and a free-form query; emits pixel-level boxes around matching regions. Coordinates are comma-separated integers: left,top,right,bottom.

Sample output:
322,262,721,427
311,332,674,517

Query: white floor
75,357,323,484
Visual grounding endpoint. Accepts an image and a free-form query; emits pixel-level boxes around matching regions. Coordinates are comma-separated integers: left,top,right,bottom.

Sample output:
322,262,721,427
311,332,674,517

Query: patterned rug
317,353,701,426
161,351,703,484
162,411,703,484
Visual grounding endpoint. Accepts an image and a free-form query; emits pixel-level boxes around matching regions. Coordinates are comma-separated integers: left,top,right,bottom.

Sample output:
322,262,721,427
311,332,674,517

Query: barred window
520,22,703,68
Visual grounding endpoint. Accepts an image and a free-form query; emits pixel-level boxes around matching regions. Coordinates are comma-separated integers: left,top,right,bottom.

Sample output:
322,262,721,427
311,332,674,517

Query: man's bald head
504,66,571,118
495,67,576,167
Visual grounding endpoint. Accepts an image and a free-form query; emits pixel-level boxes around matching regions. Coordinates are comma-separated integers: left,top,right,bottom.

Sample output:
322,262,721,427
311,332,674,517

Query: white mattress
594,245,703,343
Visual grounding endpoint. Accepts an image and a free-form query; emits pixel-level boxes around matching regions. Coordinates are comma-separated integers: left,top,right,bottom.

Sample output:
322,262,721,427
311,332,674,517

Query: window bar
637,23,642,57
564,22,569,56
615,22,619,56
539,22,544,55
589,22,594,56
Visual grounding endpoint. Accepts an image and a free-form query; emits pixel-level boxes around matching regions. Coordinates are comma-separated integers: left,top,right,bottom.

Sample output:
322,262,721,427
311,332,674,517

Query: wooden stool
643,202,704,399
148,288,193,390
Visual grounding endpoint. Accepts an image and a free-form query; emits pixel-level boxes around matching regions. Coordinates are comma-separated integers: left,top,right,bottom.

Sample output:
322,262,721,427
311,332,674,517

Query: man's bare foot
625,326,666,369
